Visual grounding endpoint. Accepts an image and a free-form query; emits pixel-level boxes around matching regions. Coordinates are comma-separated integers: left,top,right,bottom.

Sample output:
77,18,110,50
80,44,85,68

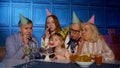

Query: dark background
0,0,120,47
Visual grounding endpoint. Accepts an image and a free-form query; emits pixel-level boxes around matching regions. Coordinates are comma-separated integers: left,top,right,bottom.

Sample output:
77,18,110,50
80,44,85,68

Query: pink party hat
46,8,52,16
88,14,95,24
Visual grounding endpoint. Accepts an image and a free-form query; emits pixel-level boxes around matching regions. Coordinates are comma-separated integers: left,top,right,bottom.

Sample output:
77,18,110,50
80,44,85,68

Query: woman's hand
77,38,84,55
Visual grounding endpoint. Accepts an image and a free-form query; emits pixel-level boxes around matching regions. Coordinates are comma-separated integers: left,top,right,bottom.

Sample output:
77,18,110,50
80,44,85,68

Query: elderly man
65,12,82,54
4,14,38,59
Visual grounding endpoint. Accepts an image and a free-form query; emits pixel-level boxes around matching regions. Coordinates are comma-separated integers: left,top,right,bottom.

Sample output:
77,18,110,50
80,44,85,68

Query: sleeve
64,35,69,48
41,37,49,48
32,37,39,48
100,39,115,62
4,36,23,59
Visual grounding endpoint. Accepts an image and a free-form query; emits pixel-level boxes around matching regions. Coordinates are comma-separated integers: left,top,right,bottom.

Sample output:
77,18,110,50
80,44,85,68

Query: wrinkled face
51,35,63,47
82,24,92,41
47,17,56,32
19,23,32,39
70,24,81,40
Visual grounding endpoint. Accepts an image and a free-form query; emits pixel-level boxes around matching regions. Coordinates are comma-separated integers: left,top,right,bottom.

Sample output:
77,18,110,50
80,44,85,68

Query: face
51,35,63,47
70,24,81,40
82,24,93,41
46,17,56,32
19,23,32,39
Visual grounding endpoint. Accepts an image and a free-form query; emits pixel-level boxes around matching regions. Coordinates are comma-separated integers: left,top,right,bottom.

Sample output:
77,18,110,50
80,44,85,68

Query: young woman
41,15,62,48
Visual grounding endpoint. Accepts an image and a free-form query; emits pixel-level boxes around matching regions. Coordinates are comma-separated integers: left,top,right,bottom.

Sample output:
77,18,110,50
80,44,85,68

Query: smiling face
70,23,81,41
19,23,32,39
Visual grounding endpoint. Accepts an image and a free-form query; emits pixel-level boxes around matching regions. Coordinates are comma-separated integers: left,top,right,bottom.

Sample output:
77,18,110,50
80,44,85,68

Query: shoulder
6,33,19,41
97,38,105,43
98,35,104,40
31,36,38,44
5,33,20,46
65,34,70,42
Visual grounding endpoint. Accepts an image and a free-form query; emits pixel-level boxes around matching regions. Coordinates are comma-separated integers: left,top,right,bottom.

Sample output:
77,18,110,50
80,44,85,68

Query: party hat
72,12,80,24
58,27,69,39
88,14,95,24
46,8,52,16
19,14,28,25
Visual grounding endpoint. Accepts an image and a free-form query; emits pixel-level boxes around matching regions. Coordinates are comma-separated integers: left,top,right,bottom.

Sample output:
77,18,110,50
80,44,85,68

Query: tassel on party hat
46,8,52,16
19,14,28,25
72,12,80,24
88,14,95,24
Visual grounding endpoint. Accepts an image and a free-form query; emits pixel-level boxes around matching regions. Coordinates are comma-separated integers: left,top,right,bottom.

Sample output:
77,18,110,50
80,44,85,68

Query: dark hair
42,15,62,40
18,18,33,27
45,15,61,32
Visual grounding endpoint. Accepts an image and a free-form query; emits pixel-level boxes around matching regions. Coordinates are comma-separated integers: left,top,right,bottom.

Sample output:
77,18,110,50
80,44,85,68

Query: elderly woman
77,23,115,62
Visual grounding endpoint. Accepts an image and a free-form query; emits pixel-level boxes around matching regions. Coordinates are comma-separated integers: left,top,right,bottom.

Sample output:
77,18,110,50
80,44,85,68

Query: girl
50,33,70,62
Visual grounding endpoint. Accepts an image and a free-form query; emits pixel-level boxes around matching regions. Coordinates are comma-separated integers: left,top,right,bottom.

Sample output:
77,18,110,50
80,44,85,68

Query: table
0,59,120,68
14,60,120,68
0,59,25,68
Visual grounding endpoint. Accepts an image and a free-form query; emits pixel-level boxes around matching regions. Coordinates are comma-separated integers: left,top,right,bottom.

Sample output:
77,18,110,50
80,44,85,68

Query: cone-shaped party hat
88,14,95,24
19,14,28,25
46,8,52,16
72,12,80,24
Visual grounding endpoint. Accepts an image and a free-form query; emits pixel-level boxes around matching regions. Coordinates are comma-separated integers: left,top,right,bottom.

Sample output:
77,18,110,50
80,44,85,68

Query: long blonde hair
82,23,99,43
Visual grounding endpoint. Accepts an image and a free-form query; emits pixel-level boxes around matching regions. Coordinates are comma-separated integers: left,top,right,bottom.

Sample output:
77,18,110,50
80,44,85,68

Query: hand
77,38,84,55
22,34,29,46
90,54,96,59
78,38,84,46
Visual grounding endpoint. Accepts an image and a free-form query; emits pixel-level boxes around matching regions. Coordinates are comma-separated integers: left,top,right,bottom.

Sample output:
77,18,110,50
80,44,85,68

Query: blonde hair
82,22,99,43
50,33,65,48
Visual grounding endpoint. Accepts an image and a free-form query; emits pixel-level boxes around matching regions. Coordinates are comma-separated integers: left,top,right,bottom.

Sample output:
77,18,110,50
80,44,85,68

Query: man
65,12,82,54
4,14,38,59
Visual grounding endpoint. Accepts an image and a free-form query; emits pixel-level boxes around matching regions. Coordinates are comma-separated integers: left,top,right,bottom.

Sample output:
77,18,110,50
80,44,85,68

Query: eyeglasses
70,28,81,34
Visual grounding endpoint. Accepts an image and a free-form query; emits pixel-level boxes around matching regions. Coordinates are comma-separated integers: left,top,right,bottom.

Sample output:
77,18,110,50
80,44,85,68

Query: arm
76,38,84,55
5,36,23,59
55,49,70,60
100,39,115,61
41,37,49,48
40,28,51,48
64,49,70,60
